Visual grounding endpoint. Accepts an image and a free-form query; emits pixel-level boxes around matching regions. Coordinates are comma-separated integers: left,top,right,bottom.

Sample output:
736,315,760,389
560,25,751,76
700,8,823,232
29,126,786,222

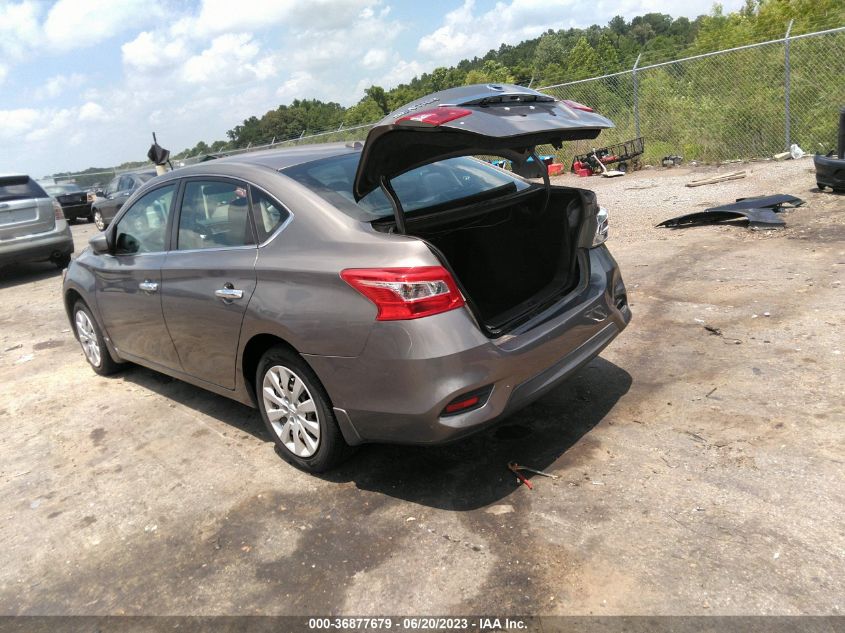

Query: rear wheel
73,301,120,375
256,346,349,472
53,254,71,269
93,210,105,231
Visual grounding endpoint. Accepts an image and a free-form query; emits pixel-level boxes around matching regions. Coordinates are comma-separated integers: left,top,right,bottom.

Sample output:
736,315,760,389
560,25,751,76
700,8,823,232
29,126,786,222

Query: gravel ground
551,156,842,243
0,157,842,617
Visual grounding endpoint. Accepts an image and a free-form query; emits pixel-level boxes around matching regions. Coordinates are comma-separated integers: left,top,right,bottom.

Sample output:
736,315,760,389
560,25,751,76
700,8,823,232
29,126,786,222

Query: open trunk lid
353,83,613,204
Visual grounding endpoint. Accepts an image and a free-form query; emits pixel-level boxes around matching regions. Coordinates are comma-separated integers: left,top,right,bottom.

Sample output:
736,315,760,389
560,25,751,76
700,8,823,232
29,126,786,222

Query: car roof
213,141,362,171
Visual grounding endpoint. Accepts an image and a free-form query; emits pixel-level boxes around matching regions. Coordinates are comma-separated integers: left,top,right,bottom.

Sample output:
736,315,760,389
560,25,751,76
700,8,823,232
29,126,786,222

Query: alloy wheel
262,365,321,458
94,210,105,231
75,310,102,367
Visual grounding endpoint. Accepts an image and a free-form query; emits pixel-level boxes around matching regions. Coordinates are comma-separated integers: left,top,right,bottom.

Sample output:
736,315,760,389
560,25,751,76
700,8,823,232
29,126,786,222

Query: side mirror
89,232,111,255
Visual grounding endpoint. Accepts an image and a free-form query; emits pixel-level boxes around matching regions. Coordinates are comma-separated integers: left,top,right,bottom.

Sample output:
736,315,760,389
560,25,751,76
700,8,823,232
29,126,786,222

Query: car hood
353,83,614,200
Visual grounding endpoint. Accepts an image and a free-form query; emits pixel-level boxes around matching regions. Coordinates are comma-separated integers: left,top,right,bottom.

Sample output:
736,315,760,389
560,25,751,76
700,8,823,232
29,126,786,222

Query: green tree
565,37,601,81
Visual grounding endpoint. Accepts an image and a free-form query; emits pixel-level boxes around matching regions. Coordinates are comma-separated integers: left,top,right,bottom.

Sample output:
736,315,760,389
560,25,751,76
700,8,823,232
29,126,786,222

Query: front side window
114,184,175,255
104,177,120,196
177,180,254,250
117,175,134,192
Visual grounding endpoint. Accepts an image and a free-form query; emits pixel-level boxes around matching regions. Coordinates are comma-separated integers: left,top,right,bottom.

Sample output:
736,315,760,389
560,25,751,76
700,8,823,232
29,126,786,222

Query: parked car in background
91,170,156,230
1,175,73,269
63,84,630,472
43,183,93,223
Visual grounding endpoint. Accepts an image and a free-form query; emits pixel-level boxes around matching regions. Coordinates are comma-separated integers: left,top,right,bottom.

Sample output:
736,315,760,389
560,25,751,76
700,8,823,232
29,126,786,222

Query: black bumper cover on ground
814,154,845,192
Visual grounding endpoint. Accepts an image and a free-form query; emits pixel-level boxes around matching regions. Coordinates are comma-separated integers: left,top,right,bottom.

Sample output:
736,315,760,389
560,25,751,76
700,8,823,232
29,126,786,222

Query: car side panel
240,179,441,360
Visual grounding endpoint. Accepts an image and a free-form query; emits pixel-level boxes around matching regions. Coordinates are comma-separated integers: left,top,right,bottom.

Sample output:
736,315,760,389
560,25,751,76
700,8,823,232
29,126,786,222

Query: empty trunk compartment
400,186,585,335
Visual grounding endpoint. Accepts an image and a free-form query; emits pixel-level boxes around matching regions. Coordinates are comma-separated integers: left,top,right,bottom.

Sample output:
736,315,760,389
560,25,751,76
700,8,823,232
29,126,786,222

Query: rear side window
177,180,255,250
114,184,176,255
0,176,48,202
251,189,290,240
282,154,529,220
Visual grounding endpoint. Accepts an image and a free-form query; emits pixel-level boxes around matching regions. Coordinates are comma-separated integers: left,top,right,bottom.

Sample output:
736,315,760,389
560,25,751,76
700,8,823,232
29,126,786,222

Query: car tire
256,345,350,472
53,254,71,269
93,210,105,231
73,301,121,376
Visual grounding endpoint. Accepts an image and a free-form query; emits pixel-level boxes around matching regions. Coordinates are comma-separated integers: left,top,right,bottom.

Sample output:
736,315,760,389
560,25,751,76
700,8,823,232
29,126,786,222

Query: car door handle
139,280,159,293
215,286,244,302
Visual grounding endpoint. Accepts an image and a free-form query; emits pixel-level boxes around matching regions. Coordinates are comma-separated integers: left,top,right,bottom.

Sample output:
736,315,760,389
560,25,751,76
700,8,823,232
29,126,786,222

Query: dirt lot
0,158,842,616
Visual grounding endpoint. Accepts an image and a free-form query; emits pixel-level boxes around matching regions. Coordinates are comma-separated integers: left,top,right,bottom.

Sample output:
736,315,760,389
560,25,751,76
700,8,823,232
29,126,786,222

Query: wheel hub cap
262,365,321,458
75,310,101,367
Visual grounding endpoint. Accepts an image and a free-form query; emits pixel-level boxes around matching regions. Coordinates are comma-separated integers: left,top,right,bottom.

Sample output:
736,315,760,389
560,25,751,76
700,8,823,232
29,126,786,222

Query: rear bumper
0,221,74,267
814,154,845,190
305,246,630,446
61,203,92,220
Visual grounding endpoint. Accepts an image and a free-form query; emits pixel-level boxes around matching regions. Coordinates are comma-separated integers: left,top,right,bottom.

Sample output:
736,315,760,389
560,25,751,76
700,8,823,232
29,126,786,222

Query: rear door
160,178,258,389
94,182,182,369
0,176,55,240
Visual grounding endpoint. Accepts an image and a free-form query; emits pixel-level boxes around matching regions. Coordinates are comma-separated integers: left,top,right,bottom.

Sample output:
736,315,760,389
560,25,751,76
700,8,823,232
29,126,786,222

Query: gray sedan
63,84,630,472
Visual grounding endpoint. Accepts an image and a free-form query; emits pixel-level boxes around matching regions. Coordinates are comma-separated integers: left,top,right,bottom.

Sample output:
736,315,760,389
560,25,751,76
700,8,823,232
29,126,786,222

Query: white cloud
0,1,41,60
180,33,275,84
78,101,106,121
122,31,189,71
362,48,389,70
35,73,85,100
0,108,41,139
418,0,578,62
43,0,155,51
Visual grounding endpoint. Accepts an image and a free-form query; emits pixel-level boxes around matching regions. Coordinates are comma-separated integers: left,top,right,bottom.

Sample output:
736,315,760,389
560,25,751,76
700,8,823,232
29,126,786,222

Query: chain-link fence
538,24,845,166
54,25,844,184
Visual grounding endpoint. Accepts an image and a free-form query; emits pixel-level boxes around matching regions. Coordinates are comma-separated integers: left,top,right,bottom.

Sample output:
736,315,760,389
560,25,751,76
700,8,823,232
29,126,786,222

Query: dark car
91,170,156,230
1,175,73,269
63,84,630,472
43,183,92,223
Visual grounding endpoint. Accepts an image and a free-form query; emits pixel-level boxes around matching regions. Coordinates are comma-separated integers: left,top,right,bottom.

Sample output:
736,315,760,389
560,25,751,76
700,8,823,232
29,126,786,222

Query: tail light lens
561,99,594,112
396,107,472,126
592,206,609,246
341,266,465,321
52,200,65,220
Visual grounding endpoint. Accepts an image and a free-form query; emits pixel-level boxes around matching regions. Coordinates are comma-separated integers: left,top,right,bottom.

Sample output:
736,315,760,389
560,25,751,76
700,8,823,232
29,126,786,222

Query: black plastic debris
814,106,845,192
147,132,172,168
657,194,805,230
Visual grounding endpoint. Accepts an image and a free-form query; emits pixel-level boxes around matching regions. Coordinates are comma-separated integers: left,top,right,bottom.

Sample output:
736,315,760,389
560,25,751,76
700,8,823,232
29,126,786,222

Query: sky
0,0,746,177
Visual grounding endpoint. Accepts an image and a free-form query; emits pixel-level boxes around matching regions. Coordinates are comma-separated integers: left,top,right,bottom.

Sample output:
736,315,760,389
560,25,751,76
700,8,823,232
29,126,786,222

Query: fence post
784,19,794,151
632,53,642,138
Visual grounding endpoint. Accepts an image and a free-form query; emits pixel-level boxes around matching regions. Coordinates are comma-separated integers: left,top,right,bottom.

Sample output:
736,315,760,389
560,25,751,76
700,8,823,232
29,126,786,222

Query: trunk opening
374,186,585,336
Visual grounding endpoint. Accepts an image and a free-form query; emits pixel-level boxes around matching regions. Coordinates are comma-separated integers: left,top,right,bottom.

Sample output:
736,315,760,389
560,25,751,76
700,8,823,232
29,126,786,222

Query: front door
160,179,258,389
94,183,182,369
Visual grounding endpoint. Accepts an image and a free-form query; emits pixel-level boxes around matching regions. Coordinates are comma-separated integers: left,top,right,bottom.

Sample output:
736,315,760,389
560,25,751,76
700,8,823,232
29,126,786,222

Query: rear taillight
396,107,472,126
592,206,609,246
561,99,594,112
341,266,465,321
52,200,65,220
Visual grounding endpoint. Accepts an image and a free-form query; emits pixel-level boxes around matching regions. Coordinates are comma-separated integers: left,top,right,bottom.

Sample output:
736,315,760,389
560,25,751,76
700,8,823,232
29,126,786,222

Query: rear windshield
137,173,155,183
282,154,530,220
0,176,48,202
44,184,82,195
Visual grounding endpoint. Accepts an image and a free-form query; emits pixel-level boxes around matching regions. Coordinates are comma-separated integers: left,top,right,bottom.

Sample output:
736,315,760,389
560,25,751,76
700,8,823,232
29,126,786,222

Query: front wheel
73,301,121,375
93,210,105,231
256,346,350,472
